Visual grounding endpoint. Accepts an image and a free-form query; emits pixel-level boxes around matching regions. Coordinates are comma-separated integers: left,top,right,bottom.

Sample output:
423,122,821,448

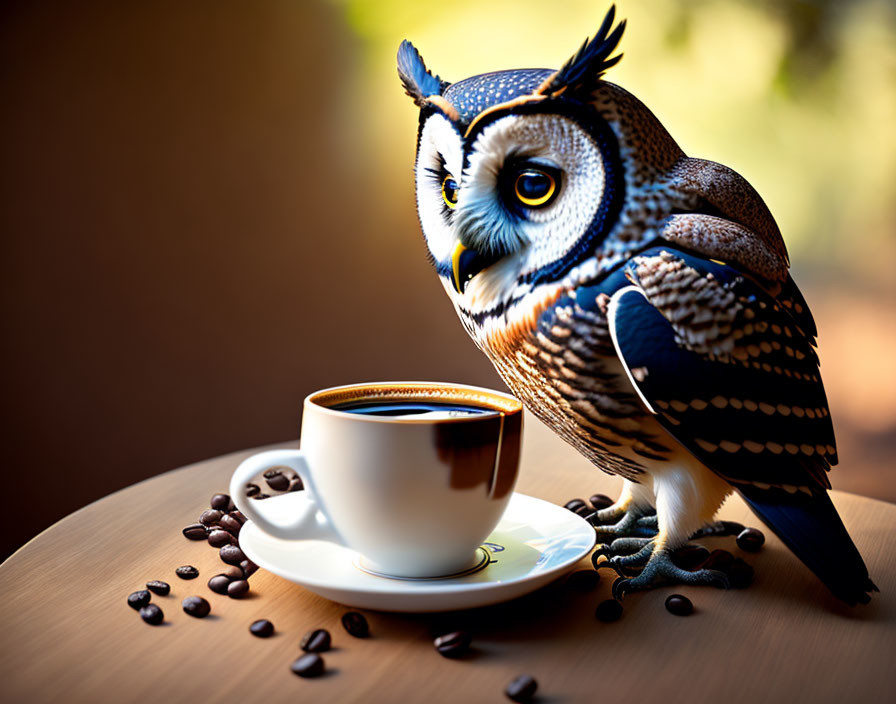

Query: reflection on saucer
354,546,493,582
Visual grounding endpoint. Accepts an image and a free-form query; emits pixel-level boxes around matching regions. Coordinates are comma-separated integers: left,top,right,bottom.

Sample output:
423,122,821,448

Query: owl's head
398,6,659,319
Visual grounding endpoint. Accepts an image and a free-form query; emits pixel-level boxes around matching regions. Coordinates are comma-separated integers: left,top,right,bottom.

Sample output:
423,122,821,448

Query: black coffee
330,400,498,418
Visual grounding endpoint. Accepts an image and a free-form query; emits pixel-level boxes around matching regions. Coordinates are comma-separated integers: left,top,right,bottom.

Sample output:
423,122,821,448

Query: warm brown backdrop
2,0,894,561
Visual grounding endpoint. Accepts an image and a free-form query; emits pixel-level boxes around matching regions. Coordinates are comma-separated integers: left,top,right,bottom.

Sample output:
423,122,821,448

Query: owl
397,6,875,604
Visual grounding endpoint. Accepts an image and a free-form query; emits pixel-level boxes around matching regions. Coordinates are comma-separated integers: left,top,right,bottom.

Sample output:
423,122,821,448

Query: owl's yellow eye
442,175,459,208
514,169,556,207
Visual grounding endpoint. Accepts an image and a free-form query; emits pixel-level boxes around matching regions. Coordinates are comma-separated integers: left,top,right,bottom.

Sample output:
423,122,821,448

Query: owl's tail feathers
736,484,878,606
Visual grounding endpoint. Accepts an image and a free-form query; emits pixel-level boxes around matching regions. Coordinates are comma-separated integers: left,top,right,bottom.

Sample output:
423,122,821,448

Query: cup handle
230,449,343,544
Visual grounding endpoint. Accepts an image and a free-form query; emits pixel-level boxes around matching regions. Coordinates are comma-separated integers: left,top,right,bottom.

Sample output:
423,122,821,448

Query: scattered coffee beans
223,565,244,580
288,477,304,492
701,549,734,573
128,590,151,610
672,545,711,571
505,674,538,703
146,580,170,596
199,509,223,526
433,631,472,658
250,619,274,638
218,514,241,535
574,505,593,518
589,494,614,511
182,523,208,541
229,510,247,525
291,653,325,678
595,599,623,622
301,629,332,653
341,611,369,638
182,596,211,618
210,494,231,511
208,530,234,548
139,604,164,625
665,594,693,616
736,528,765,553
253,493,271,500
264,470,290,492
227,579,250,599
245,483,260,497
219,545,246,565
563,498,588,513
175,565,199,580
728,558,754,589
566,570,600,592
240,560,258,577
208,575,231,595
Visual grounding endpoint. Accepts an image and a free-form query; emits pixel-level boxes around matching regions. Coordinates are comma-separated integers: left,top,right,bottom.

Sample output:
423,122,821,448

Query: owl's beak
451,242,501,294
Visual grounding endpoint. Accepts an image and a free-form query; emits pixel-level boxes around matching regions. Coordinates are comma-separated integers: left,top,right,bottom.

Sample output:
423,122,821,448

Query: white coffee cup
230,381,523,579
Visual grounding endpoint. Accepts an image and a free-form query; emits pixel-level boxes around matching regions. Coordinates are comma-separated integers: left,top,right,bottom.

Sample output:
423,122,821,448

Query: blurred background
2,0,894,560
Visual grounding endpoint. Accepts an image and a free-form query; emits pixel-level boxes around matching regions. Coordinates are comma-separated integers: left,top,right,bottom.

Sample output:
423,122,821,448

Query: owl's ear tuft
539,5,625,100
397,40,449,107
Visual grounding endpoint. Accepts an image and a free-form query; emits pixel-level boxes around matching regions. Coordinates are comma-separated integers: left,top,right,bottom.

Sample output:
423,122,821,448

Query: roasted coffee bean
128,590,151,610
589,494,614,511
341,611,369,638
210,493,231,511
219,545,246,565
595,599,623,622
288,477,304,492
291,653,324,678
208,575,231,595
566,569,600,592
208,529,234,548
701,549,734,573
146,580,170,596
182,523,208,541
563,498,588,512
175,565,199,580
139,604,164,625
245,482,260,497
434,630,472,658
199,509,223,526
250,619,274,638
182,595,211,618
223,565,244,579
574,505,593,518
728,558,754,589
227,579,250,598
665,594,694,616
229,510,247,525
736,528,765,553
672,545,711,571
505,674,538,703
252,493,271,500
240,560,258,578
218,514,241,535
300,628,332,653
265,472,290,492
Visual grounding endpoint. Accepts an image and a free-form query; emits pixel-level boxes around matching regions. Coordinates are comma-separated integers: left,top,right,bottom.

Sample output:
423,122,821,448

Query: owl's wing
609,244,836,492
608,244,874,605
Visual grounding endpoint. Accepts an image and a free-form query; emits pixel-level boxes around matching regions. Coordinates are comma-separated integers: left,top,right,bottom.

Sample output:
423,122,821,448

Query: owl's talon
595,558,628,577
612,577,631,601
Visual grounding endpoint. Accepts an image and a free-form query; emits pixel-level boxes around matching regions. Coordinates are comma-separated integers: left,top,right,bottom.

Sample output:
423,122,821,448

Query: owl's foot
611,548,729,600
588,506,657,540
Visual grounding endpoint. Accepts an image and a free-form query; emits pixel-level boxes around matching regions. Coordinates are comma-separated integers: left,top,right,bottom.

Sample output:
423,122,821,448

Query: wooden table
1,413,894,703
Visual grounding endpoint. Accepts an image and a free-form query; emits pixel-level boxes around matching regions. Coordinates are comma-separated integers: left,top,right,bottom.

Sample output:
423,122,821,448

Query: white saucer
239,492,596,612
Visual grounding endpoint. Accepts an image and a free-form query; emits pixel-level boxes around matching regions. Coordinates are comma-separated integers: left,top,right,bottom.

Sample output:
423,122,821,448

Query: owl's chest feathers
457,285,675,479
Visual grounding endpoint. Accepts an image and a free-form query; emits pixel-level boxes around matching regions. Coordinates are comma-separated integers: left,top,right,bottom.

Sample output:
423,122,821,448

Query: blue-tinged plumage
443,69,553,125
738,484,876,605
397,40,446,106
400,4,874,605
